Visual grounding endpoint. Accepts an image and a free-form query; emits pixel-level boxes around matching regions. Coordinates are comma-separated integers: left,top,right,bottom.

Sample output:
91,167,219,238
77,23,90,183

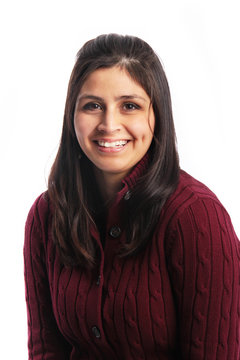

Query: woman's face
74,66,155,180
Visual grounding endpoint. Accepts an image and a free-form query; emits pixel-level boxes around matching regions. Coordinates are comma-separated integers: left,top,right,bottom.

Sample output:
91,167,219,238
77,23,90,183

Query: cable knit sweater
24,162,240,359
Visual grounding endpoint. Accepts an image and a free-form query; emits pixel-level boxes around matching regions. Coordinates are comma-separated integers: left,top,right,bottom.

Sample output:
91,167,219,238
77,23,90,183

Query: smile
96,140,128,148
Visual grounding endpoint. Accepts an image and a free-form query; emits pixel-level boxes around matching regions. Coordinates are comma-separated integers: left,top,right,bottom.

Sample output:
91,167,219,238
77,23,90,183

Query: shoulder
162,170,239,260
25,191,51,231
162,169,226,226
159,170,238,244
24,191,52,259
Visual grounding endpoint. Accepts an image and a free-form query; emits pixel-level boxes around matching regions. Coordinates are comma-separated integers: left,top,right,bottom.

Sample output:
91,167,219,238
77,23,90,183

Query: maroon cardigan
24,163,240,359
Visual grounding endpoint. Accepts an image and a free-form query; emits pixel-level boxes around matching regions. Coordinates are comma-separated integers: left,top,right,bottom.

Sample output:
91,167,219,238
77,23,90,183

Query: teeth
97,140,128,148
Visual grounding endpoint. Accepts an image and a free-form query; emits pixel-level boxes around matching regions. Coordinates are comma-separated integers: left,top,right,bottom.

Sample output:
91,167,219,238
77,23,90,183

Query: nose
97,108,121,133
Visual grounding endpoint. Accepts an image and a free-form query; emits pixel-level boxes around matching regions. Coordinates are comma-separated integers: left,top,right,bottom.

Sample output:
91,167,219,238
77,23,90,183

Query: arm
167,197,240,359
24,195,71,359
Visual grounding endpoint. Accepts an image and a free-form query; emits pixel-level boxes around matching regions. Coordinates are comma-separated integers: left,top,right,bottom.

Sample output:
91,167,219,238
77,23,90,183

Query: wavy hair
48,34,179,267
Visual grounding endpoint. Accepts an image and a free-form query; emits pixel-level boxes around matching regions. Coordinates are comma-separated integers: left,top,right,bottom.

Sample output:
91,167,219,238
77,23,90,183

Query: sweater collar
122,152,150,189
114,152,150,203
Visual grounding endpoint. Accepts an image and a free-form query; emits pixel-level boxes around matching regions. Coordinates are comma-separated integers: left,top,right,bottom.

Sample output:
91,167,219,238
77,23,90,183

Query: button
96,275,101,286
124,190,131,200
92,326,101,338
109,226,121,238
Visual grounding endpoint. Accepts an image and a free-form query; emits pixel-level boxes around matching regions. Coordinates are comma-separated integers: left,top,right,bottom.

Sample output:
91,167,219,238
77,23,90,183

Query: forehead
79,66,149,99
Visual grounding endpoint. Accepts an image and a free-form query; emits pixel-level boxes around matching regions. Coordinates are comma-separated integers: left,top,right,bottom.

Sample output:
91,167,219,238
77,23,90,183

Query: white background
0,0,239,358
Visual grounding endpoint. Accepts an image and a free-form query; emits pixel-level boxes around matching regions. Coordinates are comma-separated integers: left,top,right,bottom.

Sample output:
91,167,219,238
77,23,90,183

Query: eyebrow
77,94,147,102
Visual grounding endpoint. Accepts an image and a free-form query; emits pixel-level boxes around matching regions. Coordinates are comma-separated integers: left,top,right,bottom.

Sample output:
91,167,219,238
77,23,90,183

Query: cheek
145,115,155,144
148,110,155,133
74,117,91,140
129,118,154,142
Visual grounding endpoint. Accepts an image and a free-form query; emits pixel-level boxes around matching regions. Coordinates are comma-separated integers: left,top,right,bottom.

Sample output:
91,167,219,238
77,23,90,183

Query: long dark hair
48,34,179,267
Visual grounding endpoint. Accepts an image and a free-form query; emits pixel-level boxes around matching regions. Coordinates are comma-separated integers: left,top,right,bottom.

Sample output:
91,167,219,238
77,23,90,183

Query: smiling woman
24,34,240,359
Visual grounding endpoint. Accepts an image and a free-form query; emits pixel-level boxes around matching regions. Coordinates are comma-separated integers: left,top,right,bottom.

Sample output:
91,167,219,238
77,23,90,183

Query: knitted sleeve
24,195,71,359
167,197,240,359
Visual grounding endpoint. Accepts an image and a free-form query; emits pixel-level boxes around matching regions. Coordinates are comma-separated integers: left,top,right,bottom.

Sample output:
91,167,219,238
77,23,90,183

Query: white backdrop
0,0,239,358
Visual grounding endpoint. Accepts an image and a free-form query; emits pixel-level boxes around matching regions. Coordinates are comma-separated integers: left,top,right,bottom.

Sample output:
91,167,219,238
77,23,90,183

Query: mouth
93,139,130,153
96,140,128,148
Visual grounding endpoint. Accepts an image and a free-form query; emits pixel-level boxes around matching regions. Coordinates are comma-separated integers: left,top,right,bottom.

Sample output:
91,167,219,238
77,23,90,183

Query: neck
94,168,125,206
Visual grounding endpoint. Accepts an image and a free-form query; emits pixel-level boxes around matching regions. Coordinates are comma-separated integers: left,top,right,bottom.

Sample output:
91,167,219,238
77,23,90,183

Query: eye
83,102,103,111
122,102,140,111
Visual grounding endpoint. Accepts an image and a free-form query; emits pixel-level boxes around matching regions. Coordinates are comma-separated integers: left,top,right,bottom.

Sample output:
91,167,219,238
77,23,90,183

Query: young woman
24,34,240,359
